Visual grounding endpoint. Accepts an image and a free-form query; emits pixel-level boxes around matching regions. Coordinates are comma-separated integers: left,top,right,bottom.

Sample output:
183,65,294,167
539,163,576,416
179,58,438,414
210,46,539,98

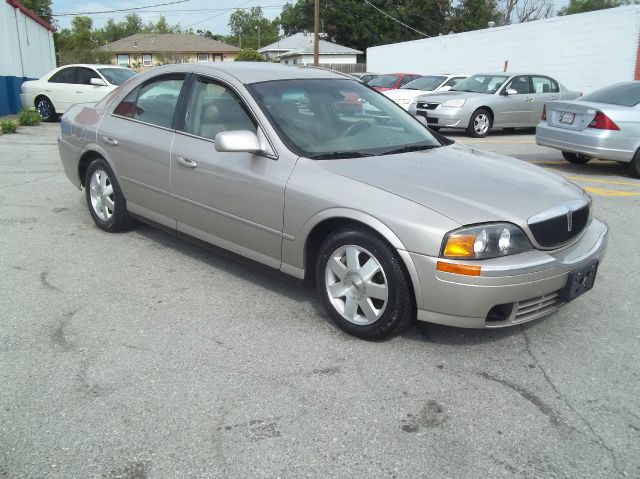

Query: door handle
176,156,197,169
76,91,84,94
525,97,533,102
549,96,557,100
102,136,118,146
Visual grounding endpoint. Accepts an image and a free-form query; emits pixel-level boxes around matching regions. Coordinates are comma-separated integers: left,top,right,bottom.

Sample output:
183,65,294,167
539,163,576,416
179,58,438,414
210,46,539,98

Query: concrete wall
0,0,55,115
367,6,640,94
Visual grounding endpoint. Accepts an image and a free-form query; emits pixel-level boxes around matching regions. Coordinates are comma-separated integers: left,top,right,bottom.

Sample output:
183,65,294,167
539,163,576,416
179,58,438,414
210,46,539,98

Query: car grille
528,205,589,248
416,102,439,110
514,291,562,323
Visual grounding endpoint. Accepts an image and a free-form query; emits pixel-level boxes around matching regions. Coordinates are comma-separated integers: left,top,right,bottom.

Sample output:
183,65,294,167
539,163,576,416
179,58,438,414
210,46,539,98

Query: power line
53,0,192,17
183,0,254,29
362,0,430,38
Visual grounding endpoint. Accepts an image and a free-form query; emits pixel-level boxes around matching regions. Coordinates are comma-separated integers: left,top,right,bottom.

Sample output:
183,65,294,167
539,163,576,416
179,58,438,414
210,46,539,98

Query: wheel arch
297,209,422,306
76,144,119,187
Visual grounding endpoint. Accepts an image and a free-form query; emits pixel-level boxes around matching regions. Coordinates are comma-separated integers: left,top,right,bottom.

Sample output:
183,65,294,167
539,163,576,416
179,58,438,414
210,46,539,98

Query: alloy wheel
89,169,115,221
474,113,490,135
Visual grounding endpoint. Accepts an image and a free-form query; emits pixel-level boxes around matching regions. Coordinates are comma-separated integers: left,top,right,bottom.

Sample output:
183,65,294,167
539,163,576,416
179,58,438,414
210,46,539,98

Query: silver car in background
412,73,581,137
383,74,467,110
536,81,640,177
58,63,607,340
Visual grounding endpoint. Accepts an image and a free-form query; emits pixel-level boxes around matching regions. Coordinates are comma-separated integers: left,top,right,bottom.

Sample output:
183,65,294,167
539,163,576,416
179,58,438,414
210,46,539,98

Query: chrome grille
514,291,562,323
529,205,589,248
416,102,439,110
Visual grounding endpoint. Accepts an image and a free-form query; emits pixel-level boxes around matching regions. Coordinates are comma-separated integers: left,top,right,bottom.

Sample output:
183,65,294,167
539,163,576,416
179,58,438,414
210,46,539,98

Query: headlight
441,99,466,108
441,223,532,259
395,99,410,105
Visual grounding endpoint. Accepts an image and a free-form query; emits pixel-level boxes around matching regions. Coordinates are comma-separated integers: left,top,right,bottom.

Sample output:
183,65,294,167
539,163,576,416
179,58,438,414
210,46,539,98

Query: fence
317,63,367,74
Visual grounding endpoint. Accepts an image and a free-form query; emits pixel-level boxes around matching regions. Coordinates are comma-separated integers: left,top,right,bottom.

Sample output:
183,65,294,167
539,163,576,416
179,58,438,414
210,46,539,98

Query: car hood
417,91,488,103
385,89,432,100
318,144,586,226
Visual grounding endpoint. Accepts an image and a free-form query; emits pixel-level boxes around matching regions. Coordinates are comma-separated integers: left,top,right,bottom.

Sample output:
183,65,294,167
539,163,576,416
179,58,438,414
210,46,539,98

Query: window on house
142,54,152,67
117,54,130,67
198,53,208,62
212,54,223,62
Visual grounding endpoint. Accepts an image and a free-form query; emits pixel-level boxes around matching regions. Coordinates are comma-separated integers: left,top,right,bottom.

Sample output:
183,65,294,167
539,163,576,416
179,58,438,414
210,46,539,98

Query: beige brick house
102,33,241,69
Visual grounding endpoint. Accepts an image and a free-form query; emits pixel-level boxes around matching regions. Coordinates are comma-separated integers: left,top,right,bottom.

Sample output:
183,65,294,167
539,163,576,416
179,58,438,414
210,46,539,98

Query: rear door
530,76,560,125
46,67,78,112
98,73,188,228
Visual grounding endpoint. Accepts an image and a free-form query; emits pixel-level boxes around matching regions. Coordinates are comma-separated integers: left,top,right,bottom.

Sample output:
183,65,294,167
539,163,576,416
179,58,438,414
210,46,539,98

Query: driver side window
184,77,256,141
505,76,532,94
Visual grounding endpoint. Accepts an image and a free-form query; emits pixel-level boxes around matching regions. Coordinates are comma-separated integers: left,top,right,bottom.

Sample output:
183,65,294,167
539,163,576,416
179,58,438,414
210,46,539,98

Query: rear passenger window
183,77,256,140
49,68,76,84
532,76,559,94
113,75,185,128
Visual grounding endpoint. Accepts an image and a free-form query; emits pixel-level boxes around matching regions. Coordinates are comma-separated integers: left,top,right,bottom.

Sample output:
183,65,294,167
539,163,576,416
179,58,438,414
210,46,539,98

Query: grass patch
19,108,41,126
1,119,17,134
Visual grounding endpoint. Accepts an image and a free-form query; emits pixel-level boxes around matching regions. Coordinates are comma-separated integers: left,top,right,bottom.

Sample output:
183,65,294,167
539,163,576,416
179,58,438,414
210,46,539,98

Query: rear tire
562,151,591,164
84,157,135,232
36,96,56,122
315,227,414,340
629,149,640,178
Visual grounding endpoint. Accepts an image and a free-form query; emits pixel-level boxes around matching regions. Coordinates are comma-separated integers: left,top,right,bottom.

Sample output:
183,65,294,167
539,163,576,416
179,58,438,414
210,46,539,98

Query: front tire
36,96,56,122
315,227,414,340
84,158,134,232
562,151,591,164
466,108,492,138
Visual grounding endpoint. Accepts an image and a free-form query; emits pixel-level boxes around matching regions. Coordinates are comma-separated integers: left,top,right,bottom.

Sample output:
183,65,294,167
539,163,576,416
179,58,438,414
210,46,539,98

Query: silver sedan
58,63,607,339
411,73,580,137
536,81,640,177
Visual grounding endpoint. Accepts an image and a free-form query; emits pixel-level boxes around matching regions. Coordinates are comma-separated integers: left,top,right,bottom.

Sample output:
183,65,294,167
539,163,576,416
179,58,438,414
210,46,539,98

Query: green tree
278,0,450,52
20,0,53,23
234,48,266,61
228,6,279,49
448,0,502,32
558,0,621,15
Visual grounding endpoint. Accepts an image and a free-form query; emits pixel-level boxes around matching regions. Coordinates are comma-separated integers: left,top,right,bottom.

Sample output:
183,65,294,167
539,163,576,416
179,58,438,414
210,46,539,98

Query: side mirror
503,88,518,96
90,78,107,87
215,130,261,153
439,85,452,92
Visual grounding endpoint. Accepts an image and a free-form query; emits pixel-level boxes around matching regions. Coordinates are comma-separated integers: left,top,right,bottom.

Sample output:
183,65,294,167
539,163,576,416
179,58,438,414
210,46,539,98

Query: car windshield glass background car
184,77,256,140
368,75,400,88
99,68,137,86
249,79,441,158
452,75,508,94
581,82,640,107
401,76,446,91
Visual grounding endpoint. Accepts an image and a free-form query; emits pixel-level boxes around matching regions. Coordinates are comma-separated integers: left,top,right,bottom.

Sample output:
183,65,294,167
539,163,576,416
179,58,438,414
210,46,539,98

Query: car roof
470,72,556,77
58,64,131,69
153,62,352,84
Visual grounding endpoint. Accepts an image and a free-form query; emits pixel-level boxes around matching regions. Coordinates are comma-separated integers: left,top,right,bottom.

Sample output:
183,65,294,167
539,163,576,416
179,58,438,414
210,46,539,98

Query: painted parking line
583,187,640,197
565,176,640,187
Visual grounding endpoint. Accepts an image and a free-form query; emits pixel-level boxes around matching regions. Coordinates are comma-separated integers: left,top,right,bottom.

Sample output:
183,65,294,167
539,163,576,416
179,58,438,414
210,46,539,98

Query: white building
258,32,362,65
367,6,640,94
0,0,56,116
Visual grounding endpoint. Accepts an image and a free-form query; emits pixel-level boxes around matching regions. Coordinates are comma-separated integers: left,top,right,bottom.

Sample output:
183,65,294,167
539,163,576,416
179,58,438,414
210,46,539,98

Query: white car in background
20,64,136,121
384,74,467,110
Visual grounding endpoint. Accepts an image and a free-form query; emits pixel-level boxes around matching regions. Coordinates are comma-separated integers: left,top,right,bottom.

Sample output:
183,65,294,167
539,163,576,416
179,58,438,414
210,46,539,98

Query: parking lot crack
522,328,625,476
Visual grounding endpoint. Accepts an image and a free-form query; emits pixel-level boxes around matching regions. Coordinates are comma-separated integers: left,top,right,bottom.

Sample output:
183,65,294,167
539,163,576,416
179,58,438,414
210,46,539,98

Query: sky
51,0,285,34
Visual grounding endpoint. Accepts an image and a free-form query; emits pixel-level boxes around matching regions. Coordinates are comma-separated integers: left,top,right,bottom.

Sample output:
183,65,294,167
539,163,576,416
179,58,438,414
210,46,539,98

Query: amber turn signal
442,234,475,257
436,261,481,276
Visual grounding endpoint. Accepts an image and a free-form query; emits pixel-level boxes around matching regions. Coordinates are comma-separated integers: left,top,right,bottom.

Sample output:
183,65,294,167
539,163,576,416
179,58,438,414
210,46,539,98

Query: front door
170,75,293,268
494,75,534,127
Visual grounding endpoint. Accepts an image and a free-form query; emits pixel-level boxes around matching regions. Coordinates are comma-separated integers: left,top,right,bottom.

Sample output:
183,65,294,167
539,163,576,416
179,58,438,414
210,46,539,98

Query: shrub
1,119,17,134
234,49,266,62
18,108,41,126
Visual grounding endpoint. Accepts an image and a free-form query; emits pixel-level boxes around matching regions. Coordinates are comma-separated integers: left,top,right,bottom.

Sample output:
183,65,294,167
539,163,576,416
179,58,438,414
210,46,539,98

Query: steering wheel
342,120,372,137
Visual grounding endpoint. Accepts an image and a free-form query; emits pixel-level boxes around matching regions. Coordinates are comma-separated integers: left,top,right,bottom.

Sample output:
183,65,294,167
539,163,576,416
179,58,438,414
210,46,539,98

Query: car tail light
541,104,547,121
588,111,620,130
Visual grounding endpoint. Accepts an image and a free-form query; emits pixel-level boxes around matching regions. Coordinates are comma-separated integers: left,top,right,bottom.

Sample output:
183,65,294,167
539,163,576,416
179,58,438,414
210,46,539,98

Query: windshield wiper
308,151,374,160
380,144,439,156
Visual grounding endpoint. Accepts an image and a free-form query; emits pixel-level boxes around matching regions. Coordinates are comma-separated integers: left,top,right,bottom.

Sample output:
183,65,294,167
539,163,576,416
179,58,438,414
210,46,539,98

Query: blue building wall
0,75,33,116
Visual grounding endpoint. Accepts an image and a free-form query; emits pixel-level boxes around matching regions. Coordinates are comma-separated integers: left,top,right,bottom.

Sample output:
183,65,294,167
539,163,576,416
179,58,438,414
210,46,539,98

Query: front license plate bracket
560,260,599,302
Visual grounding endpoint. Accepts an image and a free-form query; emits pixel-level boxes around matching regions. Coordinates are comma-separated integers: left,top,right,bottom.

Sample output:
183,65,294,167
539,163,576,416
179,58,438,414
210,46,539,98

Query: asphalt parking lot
1,124,639,478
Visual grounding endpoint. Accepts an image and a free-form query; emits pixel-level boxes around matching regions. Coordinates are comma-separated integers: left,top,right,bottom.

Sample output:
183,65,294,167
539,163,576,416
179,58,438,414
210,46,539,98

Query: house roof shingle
258,32,362,56
102,33,241,53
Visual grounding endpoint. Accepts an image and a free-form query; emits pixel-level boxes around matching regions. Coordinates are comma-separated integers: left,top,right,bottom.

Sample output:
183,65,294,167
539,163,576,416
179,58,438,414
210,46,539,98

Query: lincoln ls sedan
58,63,608,340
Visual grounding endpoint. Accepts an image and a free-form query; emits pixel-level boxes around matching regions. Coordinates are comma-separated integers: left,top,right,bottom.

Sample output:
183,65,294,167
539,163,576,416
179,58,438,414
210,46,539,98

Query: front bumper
411,218,608,328
536,122,636,162
414,106,471,129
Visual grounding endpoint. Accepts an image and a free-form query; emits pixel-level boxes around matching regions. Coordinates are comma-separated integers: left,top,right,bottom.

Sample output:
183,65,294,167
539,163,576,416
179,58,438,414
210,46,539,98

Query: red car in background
369,73,422,92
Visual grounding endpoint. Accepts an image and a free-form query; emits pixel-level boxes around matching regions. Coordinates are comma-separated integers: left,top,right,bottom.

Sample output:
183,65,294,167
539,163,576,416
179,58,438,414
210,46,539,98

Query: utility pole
313,0,319,66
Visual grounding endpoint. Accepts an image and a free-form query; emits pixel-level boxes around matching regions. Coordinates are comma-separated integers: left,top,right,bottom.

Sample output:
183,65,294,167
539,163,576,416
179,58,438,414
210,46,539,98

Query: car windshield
581,82,640,107
368,75,400,88
401,76,446,91
98,68,136,85
451,74,508,94
248,78,442,158
360,74,377,84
